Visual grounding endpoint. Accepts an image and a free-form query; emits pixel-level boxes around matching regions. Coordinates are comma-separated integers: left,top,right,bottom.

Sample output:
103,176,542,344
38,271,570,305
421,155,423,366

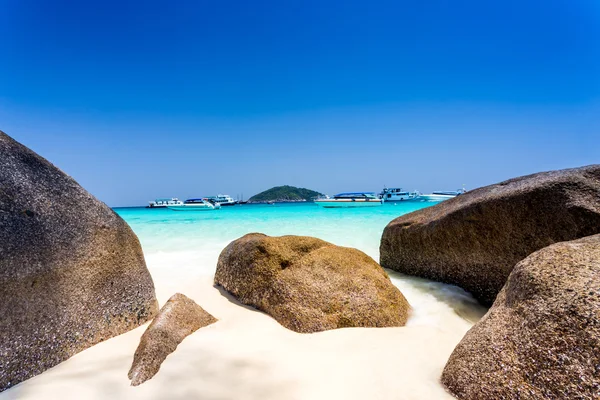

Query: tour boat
314,192,383,208
420,189,466,202
147,198,183,208
204,194,237,206
378,187,421,202
167,198,221,211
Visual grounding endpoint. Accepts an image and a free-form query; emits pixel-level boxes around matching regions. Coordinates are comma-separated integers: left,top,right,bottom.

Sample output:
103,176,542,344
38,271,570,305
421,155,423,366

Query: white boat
148,198,183,208
205,194,237,206
378,187,421,202
167,198,221,211
314,192,383,208
420,189,466,202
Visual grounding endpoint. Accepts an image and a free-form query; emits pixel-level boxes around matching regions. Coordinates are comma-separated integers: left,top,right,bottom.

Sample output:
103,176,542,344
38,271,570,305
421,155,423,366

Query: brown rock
0,131,158,391
214,233,410,333
380,165,600,305
128,293,217,386
442,234,600,399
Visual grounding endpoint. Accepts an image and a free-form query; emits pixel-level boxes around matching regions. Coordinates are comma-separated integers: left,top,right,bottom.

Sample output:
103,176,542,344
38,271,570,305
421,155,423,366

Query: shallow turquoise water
115,201,431,263
116,201,487,328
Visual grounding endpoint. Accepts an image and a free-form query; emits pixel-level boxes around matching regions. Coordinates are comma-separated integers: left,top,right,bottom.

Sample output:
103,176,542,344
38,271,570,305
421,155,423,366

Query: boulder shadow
386,269,489,324
213,284,265,313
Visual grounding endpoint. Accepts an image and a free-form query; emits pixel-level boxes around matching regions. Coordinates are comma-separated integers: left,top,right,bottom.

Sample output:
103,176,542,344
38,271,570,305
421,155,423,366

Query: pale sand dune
2,271,485,400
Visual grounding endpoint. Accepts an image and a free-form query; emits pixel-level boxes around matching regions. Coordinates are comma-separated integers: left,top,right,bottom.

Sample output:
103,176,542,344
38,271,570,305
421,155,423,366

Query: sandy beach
2,262,485,400
2,2,596,397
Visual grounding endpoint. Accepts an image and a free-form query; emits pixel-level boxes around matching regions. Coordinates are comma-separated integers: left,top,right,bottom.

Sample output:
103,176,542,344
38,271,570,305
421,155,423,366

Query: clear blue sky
1,0,598,206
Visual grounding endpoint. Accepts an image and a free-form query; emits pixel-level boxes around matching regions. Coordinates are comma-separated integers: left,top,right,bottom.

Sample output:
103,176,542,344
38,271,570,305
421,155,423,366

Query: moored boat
148,198,183,208
167,198,221,211
205,194,237,206
378,187,421,202
314,192,383,208
420,189,466,202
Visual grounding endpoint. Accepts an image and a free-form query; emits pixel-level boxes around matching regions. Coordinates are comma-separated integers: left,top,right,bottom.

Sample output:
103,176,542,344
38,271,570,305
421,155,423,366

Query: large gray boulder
442,234,600,399
215,233,410,333
0,131,158,391
380,165,600,305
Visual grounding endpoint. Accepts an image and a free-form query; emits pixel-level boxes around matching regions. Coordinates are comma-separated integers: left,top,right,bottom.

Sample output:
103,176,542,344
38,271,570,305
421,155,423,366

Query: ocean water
115,202,487,327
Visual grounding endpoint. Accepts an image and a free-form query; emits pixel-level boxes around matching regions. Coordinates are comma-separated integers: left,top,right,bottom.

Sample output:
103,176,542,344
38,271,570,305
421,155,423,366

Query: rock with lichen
380,165,600,306
442,234,600,399
0,130,158,392
128,293,217,386
215,233,410,333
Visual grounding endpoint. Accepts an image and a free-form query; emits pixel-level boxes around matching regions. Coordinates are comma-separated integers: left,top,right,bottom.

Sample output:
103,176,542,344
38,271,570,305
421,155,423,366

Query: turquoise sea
115,202,486,327
115,201,431,262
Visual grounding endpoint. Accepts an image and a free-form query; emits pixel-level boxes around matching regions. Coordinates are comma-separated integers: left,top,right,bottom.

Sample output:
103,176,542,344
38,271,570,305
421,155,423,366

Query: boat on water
420,189,466,202
147,198,183,208
204,194,237,206
167,198,221,211
378,187,421,202
314,192,383,208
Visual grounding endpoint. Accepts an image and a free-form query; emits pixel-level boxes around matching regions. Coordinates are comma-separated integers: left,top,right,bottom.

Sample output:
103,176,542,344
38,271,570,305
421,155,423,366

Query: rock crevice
380,165,600,305
442,234,600,399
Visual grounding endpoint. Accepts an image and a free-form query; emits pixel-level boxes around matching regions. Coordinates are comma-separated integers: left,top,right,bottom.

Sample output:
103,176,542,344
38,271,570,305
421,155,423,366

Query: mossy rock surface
215,233,410,333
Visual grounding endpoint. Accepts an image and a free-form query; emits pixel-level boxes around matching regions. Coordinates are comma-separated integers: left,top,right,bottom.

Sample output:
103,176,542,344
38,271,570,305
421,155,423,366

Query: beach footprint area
1,202,487,400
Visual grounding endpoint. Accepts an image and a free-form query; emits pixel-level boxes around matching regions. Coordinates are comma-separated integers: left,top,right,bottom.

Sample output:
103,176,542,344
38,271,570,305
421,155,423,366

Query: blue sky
1,0,598,206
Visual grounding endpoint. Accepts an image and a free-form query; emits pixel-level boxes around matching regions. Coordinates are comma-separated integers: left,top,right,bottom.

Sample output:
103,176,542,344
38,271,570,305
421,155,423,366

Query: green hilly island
248,185,323,203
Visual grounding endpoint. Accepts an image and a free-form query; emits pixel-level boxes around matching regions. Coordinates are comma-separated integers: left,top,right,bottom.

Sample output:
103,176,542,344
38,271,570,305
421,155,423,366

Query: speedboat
167,198,221,211
420,189,466,202
378,187,421,202
147,198,183,208
314,192,383,208
204,194,237,206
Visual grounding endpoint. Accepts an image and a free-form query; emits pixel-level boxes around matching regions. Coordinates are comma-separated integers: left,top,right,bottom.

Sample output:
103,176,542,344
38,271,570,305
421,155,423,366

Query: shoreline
245,199,311,204
2,203,489,399
2,272,484,400
0,257,485,400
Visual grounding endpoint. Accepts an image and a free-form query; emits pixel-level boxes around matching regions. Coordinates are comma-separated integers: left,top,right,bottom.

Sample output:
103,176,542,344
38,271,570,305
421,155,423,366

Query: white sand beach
2,264,486,400
2,0,595,396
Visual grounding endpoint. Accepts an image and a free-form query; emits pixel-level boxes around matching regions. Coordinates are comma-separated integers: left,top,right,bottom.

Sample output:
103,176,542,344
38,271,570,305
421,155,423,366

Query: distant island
248,185,323,203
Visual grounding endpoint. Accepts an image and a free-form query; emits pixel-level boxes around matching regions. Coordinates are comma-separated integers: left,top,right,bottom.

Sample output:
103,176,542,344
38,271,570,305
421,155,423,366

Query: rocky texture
380,165,600,305
215,233,410,333
0,131,158,391
442,234,600,399
128,293,217,386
